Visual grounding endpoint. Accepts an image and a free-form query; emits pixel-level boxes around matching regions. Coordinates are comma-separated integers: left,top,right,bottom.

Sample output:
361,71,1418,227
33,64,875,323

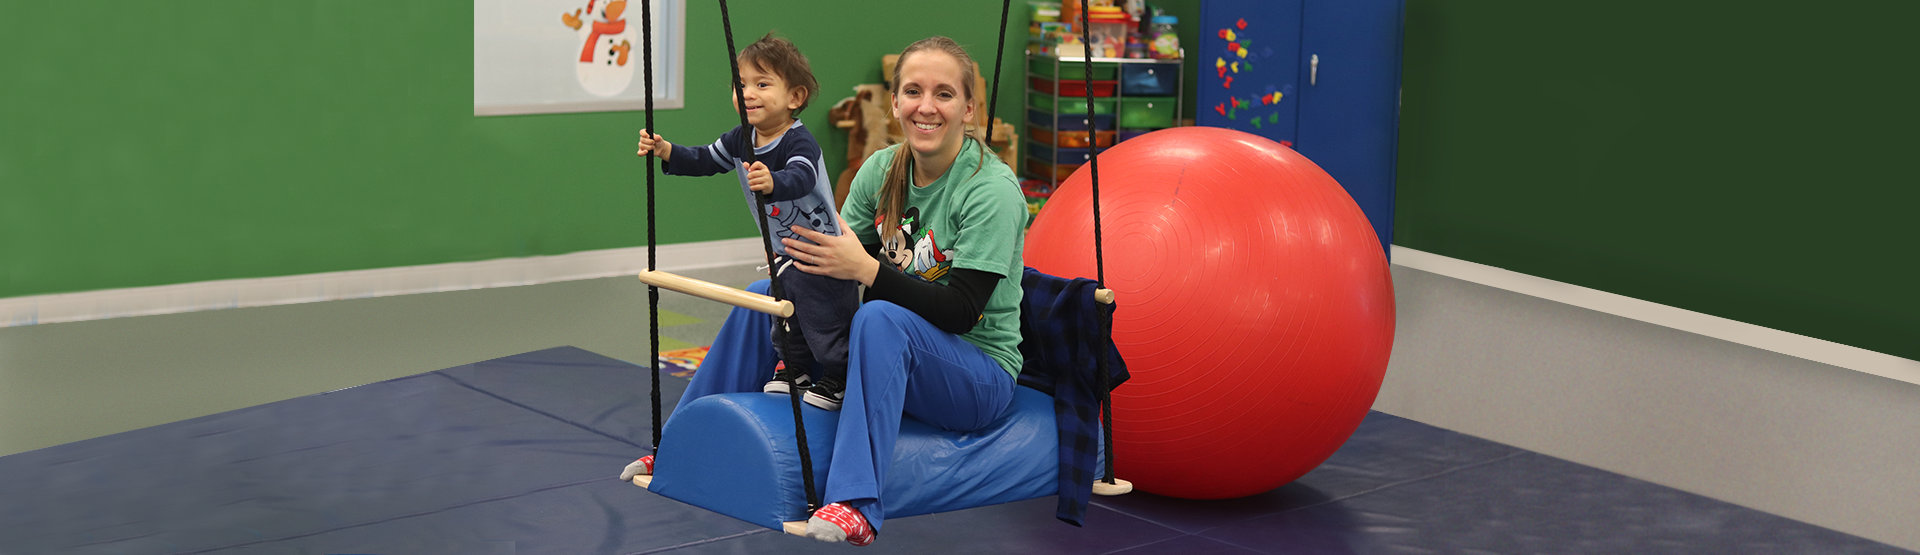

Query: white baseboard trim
11,240,1912,385
1,238,767,327
1390,245,1920,386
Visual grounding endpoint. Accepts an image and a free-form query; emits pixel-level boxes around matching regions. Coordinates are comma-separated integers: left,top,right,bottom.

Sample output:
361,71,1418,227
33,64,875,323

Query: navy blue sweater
665,121,838,257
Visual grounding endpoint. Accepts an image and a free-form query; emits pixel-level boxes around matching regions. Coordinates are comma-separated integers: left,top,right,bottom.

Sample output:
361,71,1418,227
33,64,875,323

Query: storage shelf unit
1023,54,1184,190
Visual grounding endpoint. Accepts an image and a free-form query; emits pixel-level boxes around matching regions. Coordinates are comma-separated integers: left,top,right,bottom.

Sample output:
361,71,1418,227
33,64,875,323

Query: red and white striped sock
806,502,875,546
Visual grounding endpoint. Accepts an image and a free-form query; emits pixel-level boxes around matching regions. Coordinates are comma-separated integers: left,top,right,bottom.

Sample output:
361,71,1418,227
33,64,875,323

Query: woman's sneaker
804,376,845,411
763,365,813,394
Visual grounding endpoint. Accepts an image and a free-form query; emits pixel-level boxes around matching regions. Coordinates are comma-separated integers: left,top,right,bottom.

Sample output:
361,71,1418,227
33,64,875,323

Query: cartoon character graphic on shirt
768,195,838,247
877,207,952,281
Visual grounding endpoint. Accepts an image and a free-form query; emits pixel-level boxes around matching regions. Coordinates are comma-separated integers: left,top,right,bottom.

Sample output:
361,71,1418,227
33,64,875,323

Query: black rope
985,0,1012,150
641,0,662,452
1077,0,1118,487
716,0,820,514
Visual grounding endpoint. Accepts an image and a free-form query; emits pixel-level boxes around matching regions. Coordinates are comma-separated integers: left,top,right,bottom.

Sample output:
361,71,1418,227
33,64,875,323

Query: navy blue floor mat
0,347,1904,554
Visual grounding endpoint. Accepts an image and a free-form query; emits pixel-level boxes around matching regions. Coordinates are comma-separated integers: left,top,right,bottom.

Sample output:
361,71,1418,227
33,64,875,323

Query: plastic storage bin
1030,109,1116,131
1028,58,1117,80
1029,127,1117,148
1021,179,1054,218
1087,18,1129,58
1028,141,1105,164
1029,77,1117,97
1025,157,1080,183
1028,93,1117,115
1119,97,1178,128
1121,63,1179,95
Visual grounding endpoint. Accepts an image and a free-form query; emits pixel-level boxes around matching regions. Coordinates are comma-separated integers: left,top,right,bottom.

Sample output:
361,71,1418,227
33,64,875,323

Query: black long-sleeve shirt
862,243,996,334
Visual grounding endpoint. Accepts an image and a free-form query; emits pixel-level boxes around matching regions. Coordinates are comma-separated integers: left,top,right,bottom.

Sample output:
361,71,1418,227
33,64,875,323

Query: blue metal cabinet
1198,0,1405,254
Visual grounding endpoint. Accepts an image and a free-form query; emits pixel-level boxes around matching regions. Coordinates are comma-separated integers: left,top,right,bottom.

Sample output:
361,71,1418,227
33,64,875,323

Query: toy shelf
1022,54,1184,201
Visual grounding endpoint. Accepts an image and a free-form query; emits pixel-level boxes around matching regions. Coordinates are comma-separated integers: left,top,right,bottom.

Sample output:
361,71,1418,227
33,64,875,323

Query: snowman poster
475,0,685,116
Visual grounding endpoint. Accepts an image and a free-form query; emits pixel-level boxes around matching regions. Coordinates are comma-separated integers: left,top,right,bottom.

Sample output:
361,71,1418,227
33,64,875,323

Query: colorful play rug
658,346,794,379
656,346,708,378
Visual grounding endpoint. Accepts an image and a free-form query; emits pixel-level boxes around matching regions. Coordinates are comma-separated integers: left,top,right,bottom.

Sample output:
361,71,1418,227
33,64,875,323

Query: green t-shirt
841,140,1026,378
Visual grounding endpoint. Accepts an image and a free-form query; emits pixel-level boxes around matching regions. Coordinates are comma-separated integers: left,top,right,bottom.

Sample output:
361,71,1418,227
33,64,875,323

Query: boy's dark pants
772,255,860,379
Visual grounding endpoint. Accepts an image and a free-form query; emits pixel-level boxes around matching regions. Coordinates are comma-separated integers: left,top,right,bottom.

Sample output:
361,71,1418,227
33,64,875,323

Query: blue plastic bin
1121,63,1180,96
1029,109,1116,131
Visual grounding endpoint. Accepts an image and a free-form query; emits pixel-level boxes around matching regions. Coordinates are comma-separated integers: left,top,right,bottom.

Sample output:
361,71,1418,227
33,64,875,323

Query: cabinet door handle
1310,54,1319,86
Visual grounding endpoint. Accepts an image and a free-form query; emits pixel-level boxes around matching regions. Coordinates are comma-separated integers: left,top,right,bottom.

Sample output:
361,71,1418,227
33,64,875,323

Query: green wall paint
2,0,1040,298
1395,1,1918,359
7,1,1908,361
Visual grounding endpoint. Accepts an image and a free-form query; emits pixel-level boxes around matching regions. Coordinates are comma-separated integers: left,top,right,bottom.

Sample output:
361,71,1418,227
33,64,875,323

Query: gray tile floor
0,264,767,459
2,262,1915,551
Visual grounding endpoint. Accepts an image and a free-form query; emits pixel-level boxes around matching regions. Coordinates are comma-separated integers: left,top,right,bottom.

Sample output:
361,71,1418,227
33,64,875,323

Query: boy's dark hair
739,32,818,116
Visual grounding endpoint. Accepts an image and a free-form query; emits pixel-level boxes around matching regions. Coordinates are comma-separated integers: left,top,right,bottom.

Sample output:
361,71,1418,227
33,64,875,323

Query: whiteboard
474,0,685,116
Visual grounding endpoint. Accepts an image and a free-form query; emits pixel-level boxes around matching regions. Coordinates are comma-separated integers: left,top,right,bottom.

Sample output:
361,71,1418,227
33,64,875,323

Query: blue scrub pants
679,280,1015,531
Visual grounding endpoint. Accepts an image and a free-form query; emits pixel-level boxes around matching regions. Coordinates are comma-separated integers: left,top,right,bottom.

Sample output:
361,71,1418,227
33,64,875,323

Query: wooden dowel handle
638,270,795,318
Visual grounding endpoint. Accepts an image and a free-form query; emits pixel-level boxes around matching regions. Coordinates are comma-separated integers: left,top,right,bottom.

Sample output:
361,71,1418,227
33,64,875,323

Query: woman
624,36,1028,547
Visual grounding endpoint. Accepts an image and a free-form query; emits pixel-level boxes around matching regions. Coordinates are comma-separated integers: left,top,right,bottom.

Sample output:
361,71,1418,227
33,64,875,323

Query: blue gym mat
0,347,1904,554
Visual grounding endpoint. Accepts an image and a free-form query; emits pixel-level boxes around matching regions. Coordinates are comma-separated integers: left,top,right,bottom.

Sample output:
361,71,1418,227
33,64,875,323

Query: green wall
1395,1,1918,360
9,1,1906,360
1,0,1045,299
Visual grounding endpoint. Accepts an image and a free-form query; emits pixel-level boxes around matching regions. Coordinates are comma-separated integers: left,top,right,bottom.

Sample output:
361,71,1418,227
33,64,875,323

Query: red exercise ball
1024,126,1395,500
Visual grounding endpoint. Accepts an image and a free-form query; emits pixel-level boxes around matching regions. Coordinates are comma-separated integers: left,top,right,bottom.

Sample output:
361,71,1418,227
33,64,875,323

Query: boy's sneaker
763,364,813,394
804,376,845,411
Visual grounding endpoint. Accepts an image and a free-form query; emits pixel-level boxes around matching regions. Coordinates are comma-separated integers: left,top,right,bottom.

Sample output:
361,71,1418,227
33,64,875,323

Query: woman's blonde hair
875,36,997,239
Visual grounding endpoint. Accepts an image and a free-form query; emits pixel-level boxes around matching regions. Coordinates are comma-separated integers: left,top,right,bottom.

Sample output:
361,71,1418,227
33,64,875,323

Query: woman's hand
784,217,880,286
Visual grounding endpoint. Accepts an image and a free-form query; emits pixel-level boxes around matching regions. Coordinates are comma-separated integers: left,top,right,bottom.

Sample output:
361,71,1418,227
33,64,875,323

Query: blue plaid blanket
1016,267,1130,526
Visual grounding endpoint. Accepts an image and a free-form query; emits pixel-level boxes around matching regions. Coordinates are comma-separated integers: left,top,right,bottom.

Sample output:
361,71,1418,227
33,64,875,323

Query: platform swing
625,0,1132,536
